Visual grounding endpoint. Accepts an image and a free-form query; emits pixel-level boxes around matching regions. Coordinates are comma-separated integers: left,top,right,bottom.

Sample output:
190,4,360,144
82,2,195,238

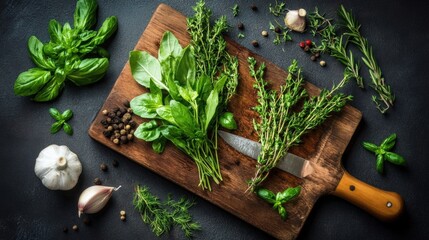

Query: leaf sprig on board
247,57,352,191
339,5,394,114
133,185,200,238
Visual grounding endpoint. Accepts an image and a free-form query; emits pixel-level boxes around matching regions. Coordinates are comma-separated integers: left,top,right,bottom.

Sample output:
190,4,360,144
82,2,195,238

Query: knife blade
218,130,314,178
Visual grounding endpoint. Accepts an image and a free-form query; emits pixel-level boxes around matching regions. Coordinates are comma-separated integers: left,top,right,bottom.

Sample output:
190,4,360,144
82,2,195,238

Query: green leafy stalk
14,0,118,102
247,57,351,191
269,0,286,17
133,185,200,238
339,5,394,113
308,7,363,88
257,186,301,220
49,107,73,135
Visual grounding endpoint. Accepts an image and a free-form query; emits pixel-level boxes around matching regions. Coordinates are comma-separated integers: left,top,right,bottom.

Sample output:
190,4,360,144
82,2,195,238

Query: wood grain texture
88,4,362,239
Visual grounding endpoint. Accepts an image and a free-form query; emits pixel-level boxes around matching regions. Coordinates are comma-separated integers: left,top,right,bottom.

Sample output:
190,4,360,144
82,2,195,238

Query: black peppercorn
94,177,102,185
101,119,108,126
112,159,119,167
310,55,316,61
120,107,127,115
237,22,244,30
127,134,134,141
103,130,112,138
250,4,258,11
112,107,119,112
63,227,68,233
83,217,91,225
123,100,130,108
304,45,310,52
100,163,108,171
129,121,137,128
116,111,122,117
118,123,124,129
315,52,320,58
120,136,128,144
108,112,116,118
274,27,281,33
251,40,259,47
113,124,119,130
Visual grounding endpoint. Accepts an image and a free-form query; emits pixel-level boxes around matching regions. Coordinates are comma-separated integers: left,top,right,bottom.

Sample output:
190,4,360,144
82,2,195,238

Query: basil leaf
176,46,196,87
193,74,212,101
170,100,196,136
28,36,56,70
49,108,62,121
278,205,287,220
384,152,406,166
48,19,63,43
130,93,162,119
79,30,97,42
33,71,66,102
74,0,98,31
129,50,166,89
219,112,237,130
376,154,384,174
156,106,176,125
63,122,73,135
43,42,63,58
62,23,73,44
178,86,198,103
256,188,276,204
152,137,166,154
214,74,228,92
362,142,379,153
158,31,182,63
278,186,301,203
92,16,118,45
14,68,52,96
67,58,109,86
204,89,219,130
62,109,73,121
50,121,63,134
134,120,161,141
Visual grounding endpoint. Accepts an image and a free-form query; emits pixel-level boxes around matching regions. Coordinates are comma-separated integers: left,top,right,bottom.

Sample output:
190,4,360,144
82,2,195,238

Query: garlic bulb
34,144,82,190
284,8,307,32
78,185,121,217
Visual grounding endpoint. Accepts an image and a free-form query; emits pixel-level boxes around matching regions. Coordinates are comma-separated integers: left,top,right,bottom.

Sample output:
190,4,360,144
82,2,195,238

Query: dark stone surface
1,0,428,239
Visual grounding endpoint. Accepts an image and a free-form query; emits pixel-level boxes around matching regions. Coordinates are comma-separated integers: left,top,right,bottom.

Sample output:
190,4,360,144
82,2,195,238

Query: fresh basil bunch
14,0,118,102
257,186,301,220
130,31,238,190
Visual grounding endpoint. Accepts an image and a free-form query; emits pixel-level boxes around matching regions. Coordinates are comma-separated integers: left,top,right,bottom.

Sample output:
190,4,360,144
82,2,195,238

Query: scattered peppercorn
112,159,119,167
100,163,108,171
83,217,91,225
310,55,316,61
120,210,126,216
237,22,244,30
314,52,320,58
120,215,126,221
100,105,136,145
274,27,281,33
72,225,78,231
320,60,326,67
94,177,102,185
299,41,305,48
304,45,310,52
305,39,312,46
261,30,268,37
251,40,259,47
63,227,68,233
250,4,258,11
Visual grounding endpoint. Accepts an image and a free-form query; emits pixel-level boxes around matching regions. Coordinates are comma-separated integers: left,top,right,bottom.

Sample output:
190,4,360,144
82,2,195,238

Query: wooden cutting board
89,4,362,239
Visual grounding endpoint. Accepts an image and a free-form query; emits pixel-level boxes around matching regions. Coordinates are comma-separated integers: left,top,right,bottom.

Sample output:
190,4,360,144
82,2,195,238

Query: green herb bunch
247,57,351,191
338,5,394,114
14,0,118,102
49,108,73,135
308,7,363,88
363,133,406,174
130,1,238,191
257,186,301,220
133,185,200,238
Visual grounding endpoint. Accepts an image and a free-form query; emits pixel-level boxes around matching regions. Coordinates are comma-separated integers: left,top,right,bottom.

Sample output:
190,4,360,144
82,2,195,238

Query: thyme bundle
247,57,351,191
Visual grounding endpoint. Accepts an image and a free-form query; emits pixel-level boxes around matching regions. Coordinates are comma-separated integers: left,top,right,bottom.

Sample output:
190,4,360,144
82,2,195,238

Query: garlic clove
78,185,121,217
284,8,307,32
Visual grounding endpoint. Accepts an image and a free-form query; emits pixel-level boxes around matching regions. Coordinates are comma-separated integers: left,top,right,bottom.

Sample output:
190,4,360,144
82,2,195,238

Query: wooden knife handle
332,171,404,221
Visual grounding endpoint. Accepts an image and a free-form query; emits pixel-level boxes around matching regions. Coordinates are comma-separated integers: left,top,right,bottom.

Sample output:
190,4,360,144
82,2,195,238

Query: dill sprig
247,57,351,191
269,0,286,17
308,7,364,88
133,185,201,238
338,5,394,113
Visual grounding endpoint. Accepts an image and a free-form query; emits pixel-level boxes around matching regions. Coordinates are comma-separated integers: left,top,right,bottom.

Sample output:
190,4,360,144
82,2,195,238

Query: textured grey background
1,0,428,239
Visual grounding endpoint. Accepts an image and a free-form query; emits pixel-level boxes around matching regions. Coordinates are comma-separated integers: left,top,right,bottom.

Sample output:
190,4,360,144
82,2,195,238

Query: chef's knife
218,130,314,178
219,130,404,221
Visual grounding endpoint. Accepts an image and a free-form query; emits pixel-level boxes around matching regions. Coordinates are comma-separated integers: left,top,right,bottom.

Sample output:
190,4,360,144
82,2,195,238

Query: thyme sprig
338,5,394,113
308,7,363,88
247,57,351,191
269,21,292,45
133,185,200,238
269,0,286,17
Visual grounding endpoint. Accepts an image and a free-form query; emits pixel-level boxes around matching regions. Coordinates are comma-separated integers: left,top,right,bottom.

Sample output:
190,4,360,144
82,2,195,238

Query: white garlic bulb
34,144,82,190
284,8,307,32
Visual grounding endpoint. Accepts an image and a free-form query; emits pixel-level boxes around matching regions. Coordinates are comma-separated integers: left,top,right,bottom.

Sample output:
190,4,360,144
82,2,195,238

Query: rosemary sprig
133,185,200,238
269,0,286,17
247,57,351,191
338,5,394,113
308,8,363,88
